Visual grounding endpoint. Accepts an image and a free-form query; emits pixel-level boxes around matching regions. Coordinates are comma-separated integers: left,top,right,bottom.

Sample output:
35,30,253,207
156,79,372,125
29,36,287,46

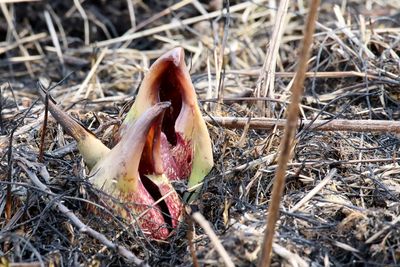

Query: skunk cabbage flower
39,47,213,238
41,95,181,239
120,47,213,202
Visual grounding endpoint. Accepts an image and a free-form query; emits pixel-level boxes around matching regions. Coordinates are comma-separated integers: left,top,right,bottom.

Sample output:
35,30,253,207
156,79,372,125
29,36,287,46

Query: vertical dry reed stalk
258,1,320,266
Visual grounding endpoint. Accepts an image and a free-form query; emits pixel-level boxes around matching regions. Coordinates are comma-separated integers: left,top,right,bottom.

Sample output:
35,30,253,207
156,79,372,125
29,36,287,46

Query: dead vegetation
1,0,400,266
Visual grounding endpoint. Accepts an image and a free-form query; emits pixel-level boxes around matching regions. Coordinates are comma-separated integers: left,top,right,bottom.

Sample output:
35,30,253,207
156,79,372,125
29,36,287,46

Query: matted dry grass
1,0,400,266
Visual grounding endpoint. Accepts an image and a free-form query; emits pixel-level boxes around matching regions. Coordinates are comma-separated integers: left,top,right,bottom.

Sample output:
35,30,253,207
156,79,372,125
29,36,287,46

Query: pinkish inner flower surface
154,61,194,180
132,61,195,238
135,113,183,238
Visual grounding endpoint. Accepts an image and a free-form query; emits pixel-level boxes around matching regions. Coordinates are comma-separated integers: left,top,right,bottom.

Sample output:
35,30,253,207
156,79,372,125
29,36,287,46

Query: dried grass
1,0,400,266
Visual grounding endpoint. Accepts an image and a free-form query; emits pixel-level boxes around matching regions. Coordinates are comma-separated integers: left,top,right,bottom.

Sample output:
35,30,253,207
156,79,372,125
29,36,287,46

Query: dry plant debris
1,0,400,266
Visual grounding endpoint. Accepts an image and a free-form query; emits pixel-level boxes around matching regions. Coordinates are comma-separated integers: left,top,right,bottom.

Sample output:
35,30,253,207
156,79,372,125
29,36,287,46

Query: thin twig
272,244,309,267
185,209,199,267
258,0,320,266
73,0,89,45
126,0,136,29
43,10,64,65
192,211,235,267
215,0,230,111
0,32,47,55
229,70,383,80
254,0,289,113
38,89,49,162
204,116,400,133
128,0,194,33
73,48,108,100
289,168,337,212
